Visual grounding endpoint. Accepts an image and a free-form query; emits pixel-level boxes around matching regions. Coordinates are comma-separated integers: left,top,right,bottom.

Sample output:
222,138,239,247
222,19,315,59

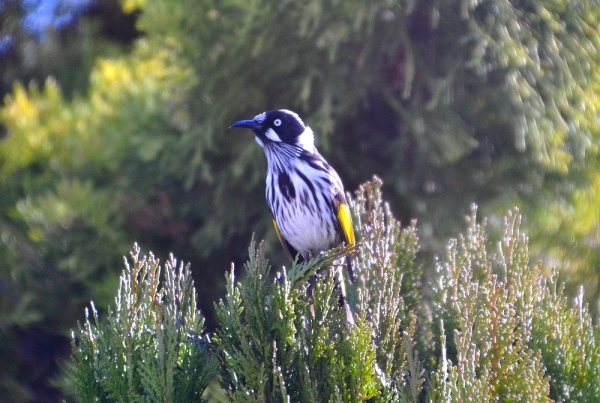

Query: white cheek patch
265,128,282,142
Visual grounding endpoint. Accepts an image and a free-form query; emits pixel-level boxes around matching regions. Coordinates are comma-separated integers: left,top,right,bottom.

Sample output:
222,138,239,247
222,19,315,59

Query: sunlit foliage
72,180,600,402
71,244,218,402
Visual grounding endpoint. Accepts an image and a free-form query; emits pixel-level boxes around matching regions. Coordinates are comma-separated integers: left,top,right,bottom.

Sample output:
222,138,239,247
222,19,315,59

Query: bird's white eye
274,119,282,127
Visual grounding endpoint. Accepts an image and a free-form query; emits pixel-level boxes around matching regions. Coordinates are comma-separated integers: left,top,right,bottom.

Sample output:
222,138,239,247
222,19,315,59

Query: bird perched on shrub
230,109,355,325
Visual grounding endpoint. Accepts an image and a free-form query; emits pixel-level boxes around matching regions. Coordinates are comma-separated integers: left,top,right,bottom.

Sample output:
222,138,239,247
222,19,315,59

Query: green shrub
70,179,600,402
70,244,218,402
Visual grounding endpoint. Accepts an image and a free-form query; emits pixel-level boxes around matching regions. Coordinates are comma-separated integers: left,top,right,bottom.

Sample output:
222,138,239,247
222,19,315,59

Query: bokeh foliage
2,0,600,401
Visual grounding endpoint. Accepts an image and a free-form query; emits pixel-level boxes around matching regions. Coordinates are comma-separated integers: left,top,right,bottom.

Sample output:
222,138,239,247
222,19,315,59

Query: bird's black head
230,109,315,151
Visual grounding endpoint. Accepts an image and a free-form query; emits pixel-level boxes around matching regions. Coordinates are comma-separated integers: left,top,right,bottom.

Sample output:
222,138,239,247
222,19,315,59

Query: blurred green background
1,0,599,401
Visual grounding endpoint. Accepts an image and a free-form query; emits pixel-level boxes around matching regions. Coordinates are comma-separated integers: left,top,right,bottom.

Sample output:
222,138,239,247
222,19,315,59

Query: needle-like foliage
429,207,600,402
214,239,378,402
69,179,600,402
70,244,218,402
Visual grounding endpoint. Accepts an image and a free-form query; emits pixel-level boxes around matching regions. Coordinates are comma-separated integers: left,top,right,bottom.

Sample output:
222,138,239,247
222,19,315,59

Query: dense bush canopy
71,181,600,402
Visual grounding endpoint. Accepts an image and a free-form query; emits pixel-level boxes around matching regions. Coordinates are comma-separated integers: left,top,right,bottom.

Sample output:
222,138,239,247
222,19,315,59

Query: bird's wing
272,218,301,263
337,201,355,246
334,192,356,283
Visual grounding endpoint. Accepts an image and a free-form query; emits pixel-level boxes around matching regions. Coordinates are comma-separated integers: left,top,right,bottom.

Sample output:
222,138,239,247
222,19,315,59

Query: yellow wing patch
337,202,355,245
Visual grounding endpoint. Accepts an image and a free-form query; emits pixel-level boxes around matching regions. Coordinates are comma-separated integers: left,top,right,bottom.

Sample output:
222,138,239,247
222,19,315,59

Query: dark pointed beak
229,119,261,130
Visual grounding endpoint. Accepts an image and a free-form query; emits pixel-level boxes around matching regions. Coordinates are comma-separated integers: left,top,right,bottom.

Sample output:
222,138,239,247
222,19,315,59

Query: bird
230,109,355,325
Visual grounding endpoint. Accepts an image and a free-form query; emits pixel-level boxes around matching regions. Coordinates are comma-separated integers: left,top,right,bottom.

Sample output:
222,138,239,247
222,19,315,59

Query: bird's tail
335,259,355,327
346,254,355,283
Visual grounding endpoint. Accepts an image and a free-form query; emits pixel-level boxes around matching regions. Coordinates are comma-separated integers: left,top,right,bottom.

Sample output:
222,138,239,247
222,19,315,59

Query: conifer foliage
429,206,600,402
70,179,600,401
70,244,218,402
215,240,378,402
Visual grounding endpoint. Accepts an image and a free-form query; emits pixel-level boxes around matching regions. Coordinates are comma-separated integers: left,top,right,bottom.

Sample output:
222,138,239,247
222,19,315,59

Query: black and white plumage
230,109,355,324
